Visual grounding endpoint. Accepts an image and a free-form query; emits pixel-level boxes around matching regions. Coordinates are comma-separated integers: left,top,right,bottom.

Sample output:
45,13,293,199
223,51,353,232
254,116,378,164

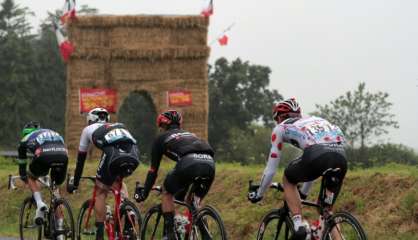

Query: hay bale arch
65,15,210,157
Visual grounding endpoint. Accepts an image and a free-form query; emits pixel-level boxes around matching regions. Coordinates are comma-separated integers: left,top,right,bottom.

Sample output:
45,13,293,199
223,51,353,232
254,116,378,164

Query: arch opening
118,91,157,160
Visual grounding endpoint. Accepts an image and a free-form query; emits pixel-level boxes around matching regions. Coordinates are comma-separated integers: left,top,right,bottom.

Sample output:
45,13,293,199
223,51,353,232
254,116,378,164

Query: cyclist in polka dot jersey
248,98,347,240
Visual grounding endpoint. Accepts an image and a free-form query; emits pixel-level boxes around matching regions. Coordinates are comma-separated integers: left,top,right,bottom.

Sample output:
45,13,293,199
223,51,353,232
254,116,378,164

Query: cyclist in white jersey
248,98,347,240
67,107,139,240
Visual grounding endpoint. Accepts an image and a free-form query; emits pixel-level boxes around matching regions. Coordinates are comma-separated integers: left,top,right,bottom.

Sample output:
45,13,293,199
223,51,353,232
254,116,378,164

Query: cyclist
248,98,347,240
67,107,140,240
134,110,215,240
17,121,68,225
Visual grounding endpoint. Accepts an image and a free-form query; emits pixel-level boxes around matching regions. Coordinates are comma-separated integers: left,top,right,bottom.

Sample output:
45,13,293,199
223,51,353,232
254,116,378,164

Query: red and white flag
218,34,228,46
60,0,76,25
201,0,214,17
54,22,74,62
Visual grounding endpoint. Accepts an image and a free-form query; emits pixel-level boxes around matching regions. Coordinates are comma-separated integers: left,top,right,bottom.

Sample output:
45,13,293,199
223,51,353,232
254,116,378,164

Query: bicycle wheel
77,199,103,240
141,205,165,239
50,198,75,240
192,205,227,240
117,199,142,240
256,209,294,240
322,211,367,240
19,196,42,240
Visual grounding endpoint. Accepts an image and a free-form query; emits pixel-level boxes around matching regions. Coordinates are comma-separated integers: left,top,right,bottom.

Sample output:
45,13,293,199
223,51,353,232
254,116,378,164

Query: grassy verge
1,158,418,239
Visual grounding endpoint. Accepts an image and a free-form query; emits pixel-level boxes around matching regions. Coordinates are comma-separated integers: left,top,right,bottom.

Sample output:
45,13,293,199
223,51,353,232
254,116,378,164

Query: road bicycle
140,178,227,240
250,169,367,240
9,175,75,240
70,176,142,240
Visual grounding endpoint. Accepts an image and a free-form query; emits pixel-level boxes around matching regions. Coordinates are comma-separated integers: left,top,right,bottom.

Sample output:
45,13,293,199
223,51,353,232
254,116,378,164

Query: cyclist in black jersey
17,121,68,225
134,110,215,240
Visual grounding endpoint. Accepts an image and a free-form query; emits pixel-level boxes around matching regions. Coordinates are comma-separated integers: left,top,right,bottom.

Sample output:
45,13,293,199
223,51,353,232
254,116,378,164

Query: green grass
1,158,418,239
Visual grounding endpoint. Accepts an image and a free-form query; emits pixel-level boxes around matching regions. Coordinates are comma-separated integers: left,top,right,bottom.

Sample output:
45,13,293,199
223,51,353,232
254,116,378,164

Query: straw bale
66,15,210,158
71,15,209,29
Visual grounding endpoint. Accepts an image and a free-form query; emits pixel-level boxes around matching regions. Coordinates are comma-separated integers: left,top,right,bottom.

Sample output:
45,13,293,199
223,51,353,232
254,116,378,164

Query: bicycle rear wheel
140,205,165,240
50,198,75,240
192,205,227,240
322,211,367,240
19,196,42,240
117,199,142,240
256,209,294,240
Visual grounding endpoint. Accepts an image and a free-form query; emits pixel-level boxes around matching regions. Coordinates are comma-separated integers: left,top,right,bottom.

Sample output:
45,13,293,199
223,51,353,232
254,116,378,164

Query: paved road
0,237,18,240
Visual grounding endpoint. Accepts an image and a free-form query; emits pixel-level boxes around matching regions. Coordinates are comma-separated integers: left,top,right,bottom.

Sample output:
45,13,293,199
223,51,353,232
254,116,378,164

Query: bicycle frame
81,176,125,240
150,185,200,237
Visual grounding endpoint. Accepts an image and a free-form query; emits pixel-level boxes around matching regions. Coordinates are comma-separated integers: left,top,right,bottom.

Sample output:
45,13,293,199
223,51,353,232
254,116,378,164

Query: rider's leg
94,181,109,240
283,175,303,220
162,191,177,240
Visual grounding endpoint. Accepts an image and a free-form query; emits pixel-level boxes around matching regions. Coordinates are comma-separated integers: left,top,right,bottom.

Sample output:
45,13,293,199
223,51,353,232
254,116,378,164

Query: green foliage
217,124,301,165
118,91,157,161
208,58,282,159
312,82,399,149
346,143,418,167
0,0,36,145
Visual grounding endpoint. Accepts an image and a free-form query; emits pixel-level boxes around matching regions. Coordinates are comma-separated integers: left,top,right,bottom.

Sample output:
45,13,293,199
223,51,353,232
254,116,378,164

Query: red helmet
273,98,301,121
157,110,182,127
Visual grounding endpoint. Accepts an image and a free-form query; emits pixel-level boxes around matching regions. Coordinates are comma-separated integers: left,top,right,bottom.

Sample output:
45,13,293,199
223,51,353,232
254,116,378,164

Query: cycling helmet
156,110,182,128
87,107,110,124
22,121,40,137
273,98,301,121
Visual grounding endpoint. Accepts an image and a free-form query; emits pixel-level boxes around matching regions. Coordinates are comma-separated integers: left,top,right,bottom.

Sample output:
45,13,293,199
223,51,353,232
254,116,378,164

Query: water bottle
174,214,190,235
310,216,324,240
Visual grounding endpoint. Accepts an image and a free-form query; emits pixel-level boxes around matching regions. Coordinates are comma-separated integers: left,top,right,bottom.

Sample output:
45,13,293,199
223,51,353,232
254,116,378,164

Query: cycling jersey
18,129,68,184
18,129,65,159
257,116,345,197
78,123,105,152
143,126,214,195
75,122,139,186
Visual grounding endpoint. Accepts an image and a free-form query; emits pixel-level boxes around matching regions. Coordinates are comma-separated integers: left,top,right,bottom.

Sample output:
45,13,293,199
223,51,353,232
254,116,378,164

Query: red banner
167,90,192,107
79,88,117,113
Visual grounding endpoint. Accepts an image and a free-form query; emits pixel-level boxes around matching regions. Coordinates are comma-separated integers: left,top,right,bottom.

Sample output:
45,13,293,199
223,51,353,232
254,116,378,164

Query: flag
54,22,74,62
218,34,228,46
201,0,213,17
60,0,76,25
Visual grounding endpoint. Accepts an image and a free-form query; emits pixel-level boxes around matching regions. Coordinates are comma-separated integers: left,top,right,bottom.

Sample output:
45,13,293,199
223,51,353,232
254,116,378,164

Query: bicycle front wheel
322,211,367,240
50,198,75,240
117,199,142,240
141,205,164,240
192,205,227,240
256,209,294,240
19,196,42,240
77,199,100,240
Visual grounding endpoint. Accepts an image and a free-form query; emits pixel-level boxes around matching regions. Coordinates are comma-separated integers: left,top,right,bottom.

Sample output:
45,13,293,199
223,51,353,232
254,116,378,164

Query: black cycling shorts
96,142,139,186
284,143,347,196
28,143,68,185
164,153,215,200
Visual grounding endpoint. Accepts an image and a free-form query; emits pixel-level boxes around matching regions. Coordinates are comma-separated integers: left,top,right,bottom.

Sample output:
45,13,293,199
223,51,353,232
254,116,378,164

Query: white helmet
87,107,110,124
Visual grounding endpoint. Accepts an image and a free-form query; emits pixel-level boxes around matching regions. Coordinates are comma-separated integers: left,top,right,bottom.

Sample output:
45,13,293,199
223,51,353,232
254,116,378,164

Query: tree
312,82,399,149
208,58,282,157
0,0,35,145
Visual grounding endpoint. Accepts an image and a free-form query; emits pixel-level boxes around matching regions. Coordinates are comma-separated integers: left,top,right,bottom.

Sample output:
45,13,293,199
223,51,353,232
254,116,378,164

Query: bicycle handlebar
135,181,162,193
248,180,284,192
8,175,50,190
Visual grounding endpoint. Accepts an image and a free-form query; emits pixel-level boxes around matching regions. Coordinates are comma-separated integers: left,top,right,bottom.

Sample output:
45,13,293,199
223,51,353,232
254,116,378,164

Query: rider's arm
143,135,165,195
74,127,90,187
73,151,87,187
17,142,28,180
257,126,284,197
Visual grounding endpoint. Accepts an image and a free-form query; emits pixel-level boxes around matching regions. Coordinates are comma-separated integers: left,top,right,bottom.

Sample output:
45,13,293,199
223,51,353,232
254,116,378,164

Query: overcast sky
15,0,418,150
